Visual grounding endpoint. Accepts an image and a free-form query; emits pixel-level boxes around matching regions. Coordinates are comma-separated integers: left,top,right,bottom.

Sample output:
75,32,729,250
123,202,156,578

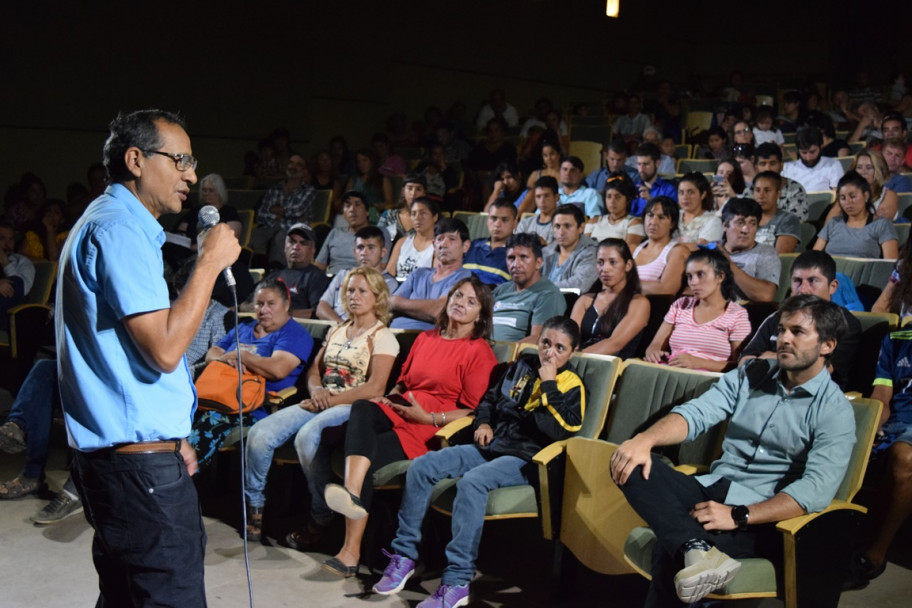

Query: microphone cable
229,274,255,608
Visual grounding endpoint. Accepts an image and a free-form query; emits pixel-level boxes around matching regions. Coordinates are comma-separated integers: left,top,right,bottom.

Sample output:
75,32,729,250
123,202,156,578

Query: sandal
0,421,26,454
0,475,44,500
322,556,359,578
324,484,367,520
246,505,264,542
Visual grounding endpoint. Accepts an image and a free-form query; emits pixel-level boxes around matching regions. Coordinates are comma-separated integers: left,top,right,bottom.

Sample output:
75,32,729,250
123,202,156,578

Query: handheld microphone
198,205,237,289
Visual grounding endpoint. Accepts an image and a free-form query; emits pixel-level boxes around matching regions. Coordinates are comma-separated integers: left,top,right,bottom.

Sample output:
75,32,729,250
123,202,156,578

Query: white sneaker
673,546,741,603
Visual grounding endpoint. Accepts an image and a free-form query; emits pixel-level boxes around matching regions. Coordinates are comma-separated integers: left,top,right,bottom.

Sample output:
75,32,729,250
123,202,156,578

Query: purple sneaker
372,549,416,595
416,583,470,608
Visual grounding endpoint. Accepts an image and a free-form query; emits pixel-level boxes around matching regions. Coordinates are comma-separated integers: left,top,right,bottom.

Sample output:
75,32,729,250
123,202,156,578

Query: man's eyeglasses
147,150,198,171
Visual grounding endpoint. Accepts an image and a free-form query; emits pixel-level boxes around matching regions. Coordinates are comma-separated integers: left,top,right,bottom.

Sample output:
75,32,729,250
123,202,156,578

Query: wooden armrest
435,416,474,447
532,440,569,467
844,391,862,400
673,464,710,475
775,500,867,536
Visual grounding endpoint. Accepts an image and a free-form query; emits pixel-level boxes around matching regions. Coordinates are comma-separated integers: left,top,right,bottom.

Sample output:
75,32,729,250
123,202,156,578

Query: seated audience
191,279,314,468
467,118,518,177
558,156,603,217
542,204,598,292
317,226,398,322
697,126,729,160
18,199,69,262
677,172,723,245
639,127,676,175
715,198,780,302
814,171,899,259
390,218,472,330
613,93,652,141
316,191,388,276
413,144,457,199
491,233,566,343
752,106,785,146
387,196,439,281
244,267,398,544
845,330,912,589
377,174,425,242
584,171,645,249
873,241,912,315
752,171,801,253
741,250,861,390
634,197,690,296
781,126,845,192
345,148,393,210
250,155,316,267
519,142,562,214
632,143,678,217
476,89,519,131
755,142,809,220
711,158,747,211
310,150,344,205
241,224,329,319
485,162,526,212
571,238,649,357
587,140,639,193
613,295,854,606
516,176,559,244
0,221,35,331
464,199,516,286
882,138,912,194
808,112,851,158
645,247,751,371
731,143,757,191
854,150,898,220
777,90,803,132
0,361,83,524
320,276,498,577
372,134,406,178
731,120,754,146
373,316,584,606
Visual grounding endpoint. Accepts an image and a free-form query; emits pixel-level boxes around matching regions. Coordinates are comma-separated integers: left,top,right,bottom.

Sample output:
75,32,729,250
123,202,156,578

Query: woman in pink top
633,197,690,296
644,247,751,371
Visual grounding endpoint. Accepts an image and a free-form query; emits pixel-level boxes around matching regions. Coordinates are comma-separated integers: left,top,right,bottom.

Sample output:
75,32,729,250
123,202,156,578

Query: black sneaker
842,552,886,591
30,490,83,525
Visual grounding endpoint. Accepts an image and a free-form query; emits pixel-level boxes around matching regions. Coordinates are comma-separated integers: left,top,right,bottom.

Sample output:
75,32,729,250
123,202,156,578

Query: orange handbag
195,361,266,414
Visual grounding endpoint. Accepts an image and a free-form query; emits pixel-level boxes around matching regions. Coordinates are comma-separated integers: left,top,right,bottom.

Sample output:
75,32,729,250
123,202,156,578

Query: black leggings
344,399,407,510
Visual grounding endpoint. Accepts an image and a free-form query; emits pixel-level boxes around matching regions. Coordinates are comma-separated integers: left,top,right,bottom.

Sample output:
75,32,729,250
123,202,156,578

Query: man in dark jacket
372,316,586,608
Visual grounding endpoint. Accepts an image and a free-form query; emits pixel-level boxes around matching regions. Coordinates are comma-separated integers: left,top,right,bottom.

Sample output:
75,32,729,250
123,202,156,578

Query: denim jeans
390,444,527,586
73,447,207,607
6,359,57,479
243,404,351,523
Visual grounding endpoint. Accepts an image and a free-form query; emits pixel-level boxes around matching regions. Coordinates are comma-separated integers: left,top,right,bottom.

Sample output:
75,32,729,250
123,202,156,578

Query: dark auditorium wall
1,0,905,199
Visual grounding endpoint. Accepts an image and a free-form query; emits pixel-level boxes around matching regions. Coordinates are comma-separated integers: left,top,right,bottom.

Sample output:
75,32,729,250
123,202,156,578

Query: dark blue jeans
73,447,207,608
6,358,57,479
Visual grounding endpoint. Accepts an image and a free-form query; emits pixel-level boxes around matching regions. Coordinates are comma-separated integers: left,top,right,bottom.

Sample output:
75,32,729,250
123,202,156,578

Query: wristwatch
731,505,750,531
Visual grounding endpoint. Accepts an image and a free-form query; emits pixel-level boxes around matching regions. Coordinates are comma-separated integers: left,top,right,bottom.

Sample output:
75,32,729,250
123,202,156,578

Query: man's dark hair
534,175,559,195
755,142,783,162
796,126,823,150
882,112,907,134
604,139,627,155
778,294,847,348
722,197,762,225
541,315,581,350
434,217,470,243
506,232,544,260
803,111,837,140
103,109,186,184
792,250,836,284
562,156,585,173
354,225,386,244
783,90,802,105
489,197,518,217
554,203,586,227
635,142,661,162
340,190,368,207
753,170,782,189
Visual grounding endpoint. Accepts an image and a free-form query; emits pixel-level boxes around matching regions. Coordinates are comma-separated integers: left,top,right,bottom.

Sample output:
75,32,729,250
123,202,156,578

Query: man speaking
56,109,240,607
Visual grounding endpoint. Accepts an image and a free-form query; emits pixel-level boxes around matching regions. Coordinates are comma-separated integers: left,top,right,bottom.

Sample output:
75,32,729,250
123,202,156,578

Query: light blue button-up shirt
56,183,197,451
672,361,855,513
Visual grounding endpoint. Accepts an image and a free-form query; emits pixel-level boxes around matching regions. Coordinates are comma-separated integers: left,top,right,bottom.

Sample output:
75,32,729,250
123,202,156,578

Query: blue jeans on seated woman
243,404,351,525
